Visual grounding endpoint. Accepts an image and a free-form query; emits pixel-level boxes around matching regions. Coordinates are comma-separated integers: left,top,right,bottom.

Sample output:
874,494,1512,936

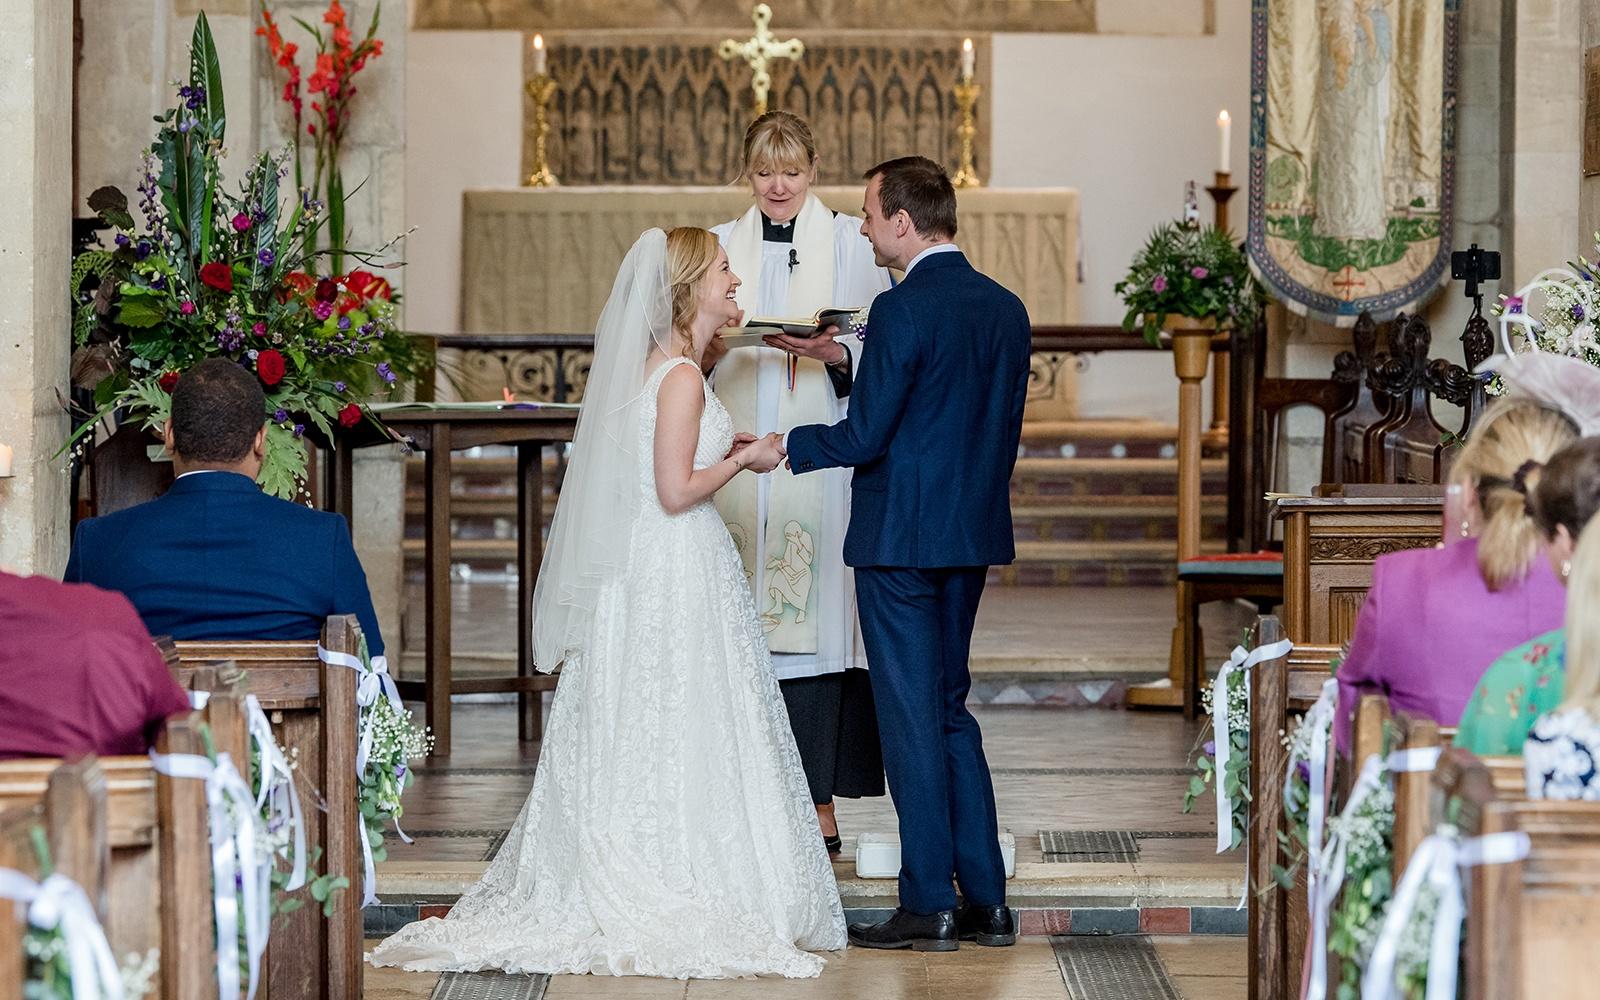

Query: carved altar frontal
522,34,994,187
417,1,1095,33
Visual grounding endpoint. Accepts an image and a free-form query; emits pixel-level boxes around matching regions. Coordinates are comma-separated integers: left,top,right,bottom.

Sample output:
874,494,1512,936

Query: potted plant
1116,221,1262,346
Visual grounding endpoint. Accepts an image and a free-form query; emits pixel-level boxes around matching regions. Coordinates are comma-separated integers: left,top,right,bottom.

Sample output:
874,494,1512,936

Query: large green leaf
117,288,167,328
86,187,134,231
253,158,281,287
327,170,345,275
189,12,227,146
154,128,195,285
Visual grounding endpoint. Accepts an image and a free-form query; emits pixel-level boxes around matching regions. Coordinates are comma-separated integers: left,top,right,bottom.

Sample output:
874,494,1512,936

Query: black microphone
788,248,799,273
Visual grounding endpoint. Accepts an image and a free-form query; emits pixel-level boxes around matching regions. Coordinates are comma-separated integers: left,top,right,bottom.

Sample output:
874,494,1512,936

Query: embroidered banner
1247,0,1460,320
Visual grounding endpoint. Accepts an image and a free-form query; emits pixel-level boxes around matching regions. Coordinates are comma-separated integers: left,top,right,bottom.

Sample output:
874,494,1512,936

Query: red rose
315,277,339,302
256,349,286,386
158,371,181,393
200,261,234,292
337,402,362,428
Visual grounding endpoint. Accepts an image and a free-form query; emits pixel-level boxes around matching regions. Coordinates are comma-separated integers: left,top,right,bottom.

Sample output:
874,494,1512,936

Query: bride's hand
725,432,757,461
738,433,785,474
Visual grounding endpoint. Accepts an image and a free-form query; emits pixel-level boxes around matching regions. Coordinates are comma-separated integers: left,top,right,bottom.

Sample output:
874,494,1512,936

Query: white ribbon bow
1289,679,1339,936
0,868,124,1000
150,750,270,1000
245,695,307,892
1362,827,1531,1000
1211,638,1296,854
316,646,413,907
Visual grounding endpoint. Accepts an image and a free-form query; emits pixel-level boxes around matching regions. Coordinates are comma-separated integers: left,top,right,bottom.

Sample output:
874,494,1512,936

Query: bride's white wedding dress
369,356,846,979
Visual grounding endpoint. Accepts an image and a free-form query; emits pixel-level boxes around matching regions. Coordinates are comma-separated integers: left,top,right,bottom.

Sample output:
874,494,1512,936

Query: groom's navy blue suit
787,248,1030,913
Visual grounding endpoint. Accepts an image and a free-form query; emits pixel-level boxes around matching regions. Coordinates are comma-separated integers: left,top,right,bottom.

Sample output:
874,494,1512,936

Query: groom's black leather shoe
956,903,1017,947
847,908,959,952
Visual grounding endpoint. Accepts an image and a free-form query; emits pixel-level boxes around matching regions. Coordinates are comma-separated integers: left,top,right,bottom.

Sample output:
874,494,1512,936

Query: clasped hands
727,432,788,473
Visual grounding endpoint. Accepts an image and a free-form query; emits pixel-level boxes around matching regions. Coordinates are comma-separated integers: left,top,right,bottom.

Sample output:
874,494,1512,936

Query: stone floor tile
362,943,439,999
546,974,690,998
1148,935,1246,977
1167,974,1247,1000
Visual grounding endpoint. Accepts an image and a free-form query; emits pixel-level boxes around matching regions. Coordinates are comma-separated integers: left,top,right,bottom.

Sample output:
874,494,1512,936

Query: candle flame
1218,109,1230,124
533,33,544,51
962,37,973,52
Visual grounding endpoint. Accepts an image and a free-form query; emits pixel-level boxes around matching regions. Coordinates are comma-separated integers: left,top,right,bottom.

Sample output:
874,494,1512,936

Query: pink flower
313,300,334,321
231,212,252,233
180,300,196,315
1191,266,1209,279
1151,275,1168,293
1504,295,1524,314
252,321,267,337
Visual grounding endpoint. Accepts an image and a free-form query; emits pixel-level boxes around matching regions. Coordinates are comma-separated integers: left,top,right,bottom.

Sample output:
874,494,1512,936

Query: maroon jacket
0,570,191,759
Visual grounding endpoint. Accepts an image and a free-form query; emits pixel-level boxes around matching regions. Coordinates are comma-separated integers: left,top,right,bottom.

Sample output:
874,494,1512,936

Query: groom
780,156,1031,951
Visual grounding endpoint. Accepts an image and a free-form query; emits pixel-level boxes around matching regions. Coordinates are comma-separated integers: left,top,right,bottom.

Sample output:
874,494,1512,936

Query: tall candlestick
1217,109,1231,175
0,443,13,478
961,37,974,82
532,33,547,76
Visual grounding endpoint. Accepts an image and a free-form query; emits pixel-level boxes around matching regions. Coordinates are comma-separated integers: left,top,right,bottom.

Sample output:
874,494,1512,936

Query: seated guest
65,359,386,654
1524,513,1600,799
0,569,191,759
1457,437,1600,755
1336,399,1575,751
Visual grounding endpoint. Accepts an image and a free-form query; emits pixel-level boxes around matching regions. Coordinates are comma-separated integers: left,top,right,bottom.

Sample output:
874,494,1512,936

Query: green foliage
1264,213,1441,274
1115,222,1263,346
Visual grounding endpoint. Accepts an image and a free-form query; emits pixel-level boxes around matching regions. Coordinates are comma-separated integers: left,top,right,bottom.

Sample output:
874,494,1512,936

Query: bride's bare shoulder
655,361,706,413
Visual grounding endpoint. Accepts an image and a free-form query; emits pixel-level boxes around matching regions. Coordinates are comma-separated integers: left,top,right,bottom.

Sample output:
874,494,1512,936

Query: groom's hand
725,432,758,461
764,328,847,367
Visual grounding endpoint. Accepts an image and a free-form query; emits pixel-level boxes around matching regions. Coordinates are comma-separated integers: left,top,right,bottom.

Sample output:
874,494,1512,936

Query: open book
720,307,861,349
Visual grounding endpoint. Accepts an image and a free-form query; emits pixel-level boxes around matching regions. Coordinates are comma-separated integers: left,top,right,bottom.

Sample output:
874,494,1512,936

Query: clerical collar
761,214,796,243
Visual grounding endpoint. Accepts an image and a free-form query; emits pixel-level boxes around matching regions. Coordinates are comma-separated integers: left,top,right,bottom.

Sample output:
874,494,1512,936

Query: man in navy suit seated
66,358,386,656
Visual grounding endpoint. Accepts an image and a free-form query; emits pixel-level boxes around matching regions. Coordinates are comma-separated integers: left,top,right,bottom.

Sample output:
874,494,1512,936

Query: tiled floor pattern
364,936,1243,999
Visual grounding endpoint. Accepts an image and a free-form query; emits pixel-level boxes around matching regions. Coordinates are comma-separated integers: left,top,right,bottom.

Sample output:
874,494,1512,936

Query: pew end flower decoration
1484,231,1600,396
1116,222,1263,347
1183,668,1250,850
354,637,432,869
66,12,423,500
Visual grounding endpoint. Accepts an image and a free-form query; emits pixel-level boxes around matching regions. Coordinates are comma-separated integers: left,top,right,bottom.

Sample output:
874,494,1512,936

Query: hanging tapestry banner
1247,0,1460,321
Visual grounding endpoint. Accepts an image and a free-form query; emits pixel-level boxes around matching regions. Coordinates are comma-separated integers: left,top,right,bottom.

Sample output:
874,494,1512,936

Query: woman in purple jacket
1335,398,1577,752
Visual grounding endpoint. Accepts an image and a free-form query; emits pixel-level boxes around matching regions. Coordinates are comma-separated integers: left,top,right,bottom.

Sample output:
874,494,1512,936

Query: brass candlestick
952,78,981,189
525,73,559,188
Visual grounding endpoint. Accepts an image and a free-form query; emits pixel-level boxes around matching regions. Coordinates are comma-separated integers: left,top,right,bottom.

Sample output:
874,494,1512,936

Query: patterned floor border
429,970,548,1000
1052,935,1181,1000
365,901,1245,940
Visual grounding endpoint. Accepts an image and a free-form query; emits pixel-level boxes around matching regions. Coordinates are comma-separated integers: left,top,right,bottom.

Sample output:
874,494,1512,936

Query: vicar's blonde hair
1449,398,1578,591
739,110,818,179
664,226,721,355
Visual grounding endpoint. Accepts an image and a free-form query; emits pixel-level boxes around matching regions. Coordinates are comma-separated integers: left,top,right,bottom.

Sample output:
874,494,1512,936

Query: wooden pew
172,615,363,1000
1434,747,1600,1000
0,758,110,1000
0,710,221,1000
1248,618,1339,1000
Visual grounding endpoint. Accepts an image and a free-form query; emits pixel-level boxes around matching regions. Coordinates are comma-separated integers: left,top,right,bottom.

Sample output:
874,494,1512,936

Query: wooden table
1273,489,1444,646
331,405,579,755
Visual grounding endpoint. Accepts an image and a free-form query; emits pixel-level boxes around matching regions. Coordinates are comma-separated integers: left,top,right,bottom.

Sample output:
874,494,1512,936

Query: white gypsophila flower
121,949,160,998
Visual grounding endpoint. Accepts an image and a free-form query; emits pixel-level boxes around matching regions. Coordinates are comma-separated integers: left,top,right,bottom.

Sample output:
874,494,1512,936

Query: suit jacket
65,471,386,654
1334,537,1566,752
785,250,1031,568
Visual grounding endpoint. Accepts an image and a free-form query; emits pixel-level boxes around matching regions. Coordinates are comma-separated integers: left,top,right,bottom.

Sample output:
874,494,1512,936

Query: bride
368,227,846,979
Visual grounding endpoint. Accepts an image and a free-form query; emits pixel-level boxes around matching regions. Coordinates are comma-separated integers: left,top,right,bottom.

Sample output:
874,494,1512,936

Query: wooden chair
1247,617,1340,1000
0,711,222,999
1435,748,1600,1000
172,615,363,1000
0,758,110,1000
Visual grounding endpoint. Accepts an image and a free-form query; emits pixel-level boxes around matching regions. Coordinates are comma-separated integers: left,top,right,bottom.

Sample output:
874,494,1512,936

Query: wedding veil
531,229,673,670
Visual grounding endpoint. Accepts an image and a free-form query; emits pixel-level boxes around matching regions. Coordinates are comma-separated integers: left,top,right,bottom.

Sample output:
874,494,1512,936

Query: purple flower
313,300,334,321
1223,275,1235,287
292,423,305,438
1505,295,1524,314
1573,303,1586,322
178,116,198,134
376,362,395,385
274,408,289,423
135,241,152,261
1151,275,1169,293
334,381,347,393
1202,739,1216,757
1190,266,1209,280
338,315,352,331
1296,760,1312,783
114,233,130,247
257,249,275,267
151,275,166,291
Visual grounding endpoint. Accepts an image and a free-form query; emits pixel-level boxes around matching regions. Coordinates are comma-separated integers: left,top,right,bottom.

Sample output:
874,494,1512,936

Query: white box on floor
854,832,1015,880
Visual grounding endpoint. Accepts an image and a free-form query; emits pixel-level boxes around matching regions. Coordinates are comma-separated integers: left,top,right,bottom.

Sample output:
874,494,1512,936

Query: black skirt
779,668,887,804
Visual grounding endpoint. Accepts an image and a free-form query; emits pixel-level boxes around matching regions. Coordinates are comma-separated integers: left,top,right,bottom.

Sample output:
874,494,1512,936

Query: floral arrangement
1486,231,1600,393
355,638,433,870
257,0,385,274
1116,222,1263,346
67,13,420,500
1272,713,1323,890
1183,666,1250,850
1324,773,1397,999
246,737,348,920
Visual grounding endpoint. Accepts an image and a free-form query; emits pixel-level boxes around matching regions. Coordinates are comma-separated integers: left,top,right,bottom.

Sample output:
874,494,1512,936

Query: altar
458,186,1080,331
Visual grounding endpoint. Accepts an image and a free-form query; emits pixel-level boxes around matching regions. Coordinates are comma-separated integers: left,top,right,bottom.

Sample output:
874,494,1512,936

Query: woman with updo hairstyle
707,110,892,852
1456,436,1600,757
1334,398,1575,752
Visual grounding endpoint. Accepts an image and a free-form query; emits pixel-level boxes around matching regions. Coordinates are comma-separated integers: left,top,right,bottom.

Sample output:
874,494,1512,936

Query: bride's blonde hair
664,226,721,356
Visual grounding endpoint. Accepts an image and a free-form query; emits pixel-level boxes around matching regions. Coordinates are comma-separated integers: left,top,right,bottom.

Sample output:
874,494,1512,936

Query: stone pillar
1582,5,1600,242
0,0,72,575
1502,0,1583,287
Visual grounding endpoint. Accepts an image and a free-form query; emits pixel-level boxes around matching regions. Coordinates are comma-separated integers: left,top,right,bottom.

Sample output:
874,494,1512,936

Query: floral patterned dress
1524,707,1600,799
1453,629,1567,756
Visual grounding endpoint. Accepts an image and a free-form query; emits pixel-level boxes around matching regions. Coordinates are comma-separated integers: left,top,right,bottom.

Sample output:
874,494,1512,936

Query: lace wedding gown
370,357,846,979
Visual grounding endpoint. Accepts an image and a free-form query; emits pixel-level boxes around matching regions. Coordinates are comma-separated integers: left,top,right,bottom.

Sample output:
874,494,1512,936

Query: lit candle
0,443,12,478
961,37,974,82
532,33,547,76
1217,109,1231,175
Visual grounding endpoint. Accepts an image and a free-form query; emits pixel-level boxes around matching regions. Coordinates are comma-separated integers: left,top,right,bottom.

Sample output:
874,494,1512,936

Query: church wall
1582,2,1600,245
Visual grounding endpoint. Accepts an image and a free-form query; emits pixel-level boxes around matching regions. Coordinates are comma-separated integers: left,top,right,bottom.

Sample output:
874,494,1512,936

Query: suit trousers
854,566,1006,914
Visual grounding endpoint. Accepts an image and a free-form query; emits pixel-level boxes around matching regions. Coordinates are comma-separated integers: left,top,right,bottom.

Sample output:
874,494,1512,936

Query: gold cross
719,3,804,118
